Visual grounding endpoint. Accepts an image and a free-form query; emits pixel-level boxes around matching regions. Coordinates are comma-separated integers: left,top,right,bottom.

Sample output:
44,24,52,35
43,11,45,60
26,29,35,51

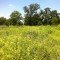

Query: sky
0,0,60,18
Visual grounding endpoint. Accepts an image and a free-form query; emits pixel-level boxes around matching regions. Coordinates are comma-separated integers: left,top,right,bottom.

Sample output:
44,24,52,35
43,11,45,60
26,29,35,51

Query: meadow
0,25,60,60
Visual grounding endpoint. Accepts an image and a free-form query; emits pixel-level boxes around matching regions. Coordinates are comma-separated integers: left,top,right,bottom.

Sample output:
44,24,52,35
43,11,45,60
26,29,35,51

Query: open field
0,25,60,60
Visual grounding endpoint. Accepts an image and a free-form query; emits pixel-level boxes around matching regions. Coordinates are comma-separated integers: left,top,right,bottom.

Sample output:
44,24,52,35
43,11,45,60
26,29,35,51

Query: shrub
5,20,10,26
51,17,58,25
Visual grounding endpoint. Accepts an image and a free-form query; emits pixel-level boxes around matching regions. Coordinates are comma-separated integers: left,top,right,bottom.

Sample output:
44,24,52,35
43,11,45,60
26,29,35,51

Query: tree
23,3,40,25
51,10,58,17
41,8,51,25
39,10,45,19
39,8,51,25
10,11,22,25
44,8,51,14
0,17,6,25
51,10,59,24
32,13,42,25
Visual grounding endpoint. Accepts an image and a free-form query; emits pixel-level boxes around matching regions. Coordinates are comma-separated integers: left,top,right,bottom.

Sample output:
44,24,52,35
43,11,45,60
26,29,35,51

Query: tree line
0,3,60,26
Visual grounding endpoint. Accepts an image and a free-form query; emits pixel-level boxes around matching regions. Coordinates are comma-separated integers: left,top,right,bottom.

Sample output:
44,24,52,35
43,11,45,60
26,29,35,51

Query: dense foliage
24,4,60,25
0,17,6,25
0,25,60,60
23,3,40,25
10,11,22,25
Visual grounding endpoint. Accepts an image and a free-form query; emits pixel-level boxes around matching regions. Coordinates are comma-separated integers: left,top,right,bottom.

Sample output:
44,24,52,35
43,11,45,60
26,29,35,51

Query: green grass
0,25,60,60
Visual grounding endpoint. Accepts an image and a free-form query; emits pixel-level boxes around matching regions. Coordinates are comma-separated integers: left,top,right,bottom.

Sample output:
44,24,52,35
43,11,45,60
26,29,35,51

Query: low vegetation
0,25,60,60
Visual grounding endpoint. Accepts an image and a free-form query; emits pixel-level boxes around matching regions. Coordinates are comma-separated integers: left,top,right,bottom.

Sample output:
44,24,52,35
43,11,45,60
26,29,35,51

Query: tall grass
0,25,60,60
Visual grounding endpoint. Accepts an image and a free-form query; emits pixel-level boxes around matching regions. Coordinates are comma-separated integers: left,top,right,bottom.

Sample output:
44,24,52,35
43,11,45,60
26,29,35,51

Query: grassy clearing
0,25,60,60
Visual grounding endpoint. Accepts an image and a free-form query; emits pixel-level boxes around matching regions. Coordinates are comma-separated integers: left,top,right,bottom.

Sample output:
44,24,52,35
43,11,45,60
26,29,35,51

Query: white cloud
8,4,16,8
8,4,16,9
8,4,14,7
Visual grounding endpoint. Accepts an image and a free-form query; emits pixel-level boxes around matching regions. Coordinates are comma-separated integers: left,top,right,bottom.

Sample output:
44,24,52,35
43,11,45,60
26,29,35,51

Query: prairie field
0,25,60,60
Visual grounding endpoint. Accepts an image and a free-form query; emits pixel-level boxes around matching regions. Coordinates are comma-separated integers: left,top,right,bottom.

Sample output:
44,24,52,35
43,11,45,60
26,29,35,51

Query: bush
0,17,6,25
37,20,42,25
51,17,58,25
5,20,10,26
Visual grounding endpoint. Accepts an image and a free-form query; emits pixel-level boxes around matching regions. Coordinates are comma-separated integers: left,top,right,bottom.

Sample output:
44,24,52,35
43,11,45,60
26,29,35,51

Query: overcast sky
0,0,60,18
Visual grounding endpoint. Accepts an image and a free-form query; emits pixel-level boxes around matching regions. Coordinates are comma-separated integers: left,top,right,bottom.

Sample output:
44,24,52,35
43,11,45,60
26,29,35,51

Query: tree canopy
10,11,22,25
0,3,60,26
